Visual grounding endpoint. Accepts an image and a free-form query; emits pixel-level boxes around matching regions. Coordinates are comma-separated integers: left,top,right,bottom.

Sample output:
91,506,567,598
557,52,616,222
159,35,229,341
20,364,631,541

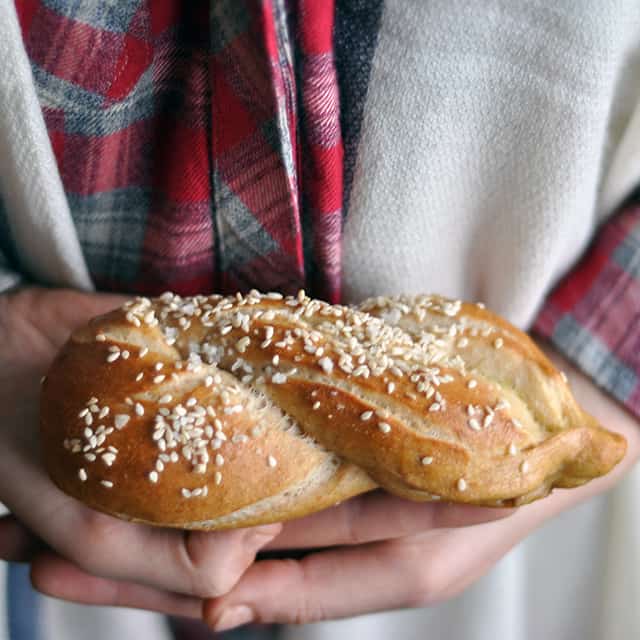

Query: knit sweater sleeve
0,200,23,293
534,197,640,418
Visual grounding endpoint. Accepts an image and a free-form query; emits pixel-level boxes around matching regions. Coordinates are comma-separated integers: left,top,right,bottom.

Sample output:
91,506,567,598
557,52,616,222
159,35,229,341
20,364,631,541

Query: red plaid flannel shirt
15,0,343,302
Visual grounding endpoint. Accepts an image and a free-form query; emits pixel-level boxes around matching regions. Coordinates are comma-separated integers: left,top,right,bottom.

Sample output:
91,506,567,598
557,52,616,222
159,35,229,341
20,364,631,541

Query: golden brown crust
40,291,626,529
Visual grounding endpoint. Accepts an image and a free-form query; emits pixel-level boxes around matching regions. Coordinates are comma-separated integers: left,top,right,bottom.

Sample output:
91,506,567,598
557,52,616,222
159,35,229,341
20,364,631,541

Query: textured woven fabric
14,0,343,301
535,198,640,419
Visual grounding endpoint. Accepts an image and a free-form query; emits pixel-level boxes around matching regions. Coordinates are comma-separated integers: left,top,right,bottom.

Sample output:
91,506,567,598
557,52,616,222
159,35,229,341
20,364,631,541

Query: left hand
200,341,640,630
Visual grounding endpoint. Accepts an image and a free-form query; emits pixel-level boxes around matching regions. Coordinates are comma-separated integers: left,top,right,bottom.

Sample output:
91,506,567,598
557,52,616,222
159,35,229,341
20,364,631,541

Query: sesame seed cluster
60,289,535,505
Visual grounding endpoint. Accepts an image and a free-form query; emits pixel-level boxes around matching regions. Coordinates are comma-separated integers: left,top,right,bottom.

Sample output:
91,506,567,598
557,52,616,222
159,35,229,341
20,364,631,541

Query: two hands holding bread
0,287,637,630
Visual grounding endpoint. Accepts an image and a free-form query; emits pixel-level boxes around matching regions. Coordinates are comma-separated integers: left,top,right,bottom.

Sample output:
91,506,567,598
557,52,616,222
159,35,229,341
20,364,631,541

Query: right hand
0,287,282,617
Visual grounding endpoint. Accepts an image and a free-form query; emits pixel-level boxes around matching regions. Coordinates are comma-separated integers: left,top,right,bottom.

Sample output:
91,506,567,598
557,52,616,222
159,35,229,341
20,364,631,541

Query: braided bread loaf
40,291,626,529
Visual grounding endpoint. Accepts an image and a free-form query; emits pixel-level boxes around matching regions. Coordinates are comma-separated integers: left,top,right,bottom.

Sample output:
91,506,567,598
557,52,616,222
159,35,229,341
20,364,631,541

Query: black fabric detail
334,0,385,217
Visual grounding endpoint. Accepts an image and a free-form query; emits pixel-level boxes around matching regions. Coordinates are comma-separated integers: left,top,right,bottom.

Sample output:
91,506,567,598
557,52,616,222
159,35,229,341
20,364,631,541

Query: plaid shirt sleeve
534,197,640,419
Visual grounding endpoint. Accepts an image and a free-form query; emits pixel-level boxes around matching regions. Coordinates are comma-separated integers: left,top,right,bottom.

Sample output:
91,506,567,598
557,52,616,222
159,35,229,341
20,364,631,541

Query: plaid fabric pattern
14,0,343,301
535,198,640,419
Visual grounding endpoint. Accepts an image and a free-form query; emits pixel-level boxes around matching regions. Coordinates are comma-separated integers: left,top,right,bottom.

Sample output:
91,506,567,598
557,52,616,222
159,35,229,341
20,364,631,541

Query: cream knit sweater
2,2,640,639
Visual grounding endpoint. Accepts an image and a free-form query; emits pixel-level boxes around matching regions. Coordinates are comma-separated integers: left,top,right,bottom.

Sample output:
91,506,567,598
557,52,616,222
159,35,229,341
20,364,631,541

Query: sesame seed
508,443,518,456
560,371,568,383
272,372,287,384
135,402,144,416
78,408,89,418
121,350,130,359
139,347,149,357
205,375,214,387
224,404,243,415
457,478,467,492
101,453,116,466
181,488,191,498
520,461,530,473
483,414,494,428
378,422,391,433
312,401,321,410
78,468,87,482
421,456,433,465
429,402,441,412
101,480,113,488
236,336,251,353
318,357,334,374
84,453,96,462
468,419,481,431
220,325,233,335
95,334,106,342
467,379,478,389
360,410,373,421
159,394,173,404
149,471,159,483
272,354,280,366
99,407,110,418
494,338,504,349
153,375,166,384
268,455,277,467
84,413,93,426
457,337,469,348
215,471,222,485
106,352,120,363
215,454,224,466
114,414,130,429
387,382,396,393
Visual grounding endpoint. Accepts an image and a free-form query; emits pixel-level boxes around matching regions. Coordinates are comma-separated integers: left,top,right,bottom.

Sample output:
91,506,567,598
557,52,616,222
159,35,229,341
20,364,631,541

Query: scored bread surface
40,291,627,529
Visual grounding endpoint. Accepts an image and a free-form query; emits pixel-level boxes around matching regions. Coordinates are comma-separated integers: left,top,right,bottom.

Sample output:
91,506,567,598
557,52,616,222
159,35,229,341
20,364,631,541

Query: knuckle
409,568,443,607
288,560,327,625
342,499,365,545
70,511,117,572
387,540,446,608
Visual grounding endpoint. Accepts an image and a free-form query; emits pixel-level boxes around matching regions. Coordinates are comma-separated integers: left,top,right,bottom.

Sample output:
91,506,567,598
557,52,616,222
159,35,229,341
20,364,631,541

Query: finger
3,443,282,597
0,514,43,562
204,541,421,629
265,491,514,550
31,553,202,619
53,506,283,598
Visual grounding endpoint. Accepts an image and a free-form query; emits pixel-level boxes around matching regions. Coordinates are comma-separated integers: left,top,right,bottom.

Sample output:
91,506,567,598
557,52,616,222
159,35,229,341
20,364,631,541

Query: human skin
0,287,637,630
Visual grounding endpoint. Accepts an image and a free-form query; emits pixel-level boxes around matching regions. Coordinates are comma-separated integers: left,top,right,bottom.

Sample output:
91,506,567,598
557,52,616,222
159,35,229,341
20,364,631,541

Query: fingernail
214,605,254,632
253,523,283,537
245,523,282,545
